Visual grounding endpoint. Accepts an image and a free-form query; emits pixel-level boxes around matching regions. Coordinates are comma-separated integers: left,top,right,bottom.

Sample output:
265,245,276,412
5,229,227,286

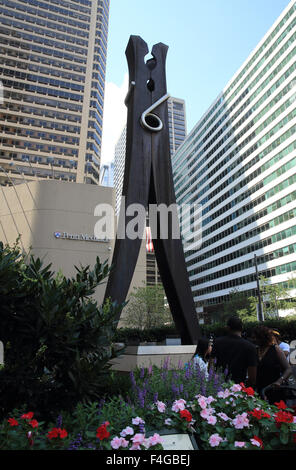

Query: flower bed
0,362,296,450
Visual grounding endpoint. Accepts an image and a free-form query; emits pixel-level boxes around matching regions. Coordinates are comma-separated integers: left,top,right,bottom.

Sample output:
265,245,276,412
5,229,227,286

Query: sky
101,0,292,164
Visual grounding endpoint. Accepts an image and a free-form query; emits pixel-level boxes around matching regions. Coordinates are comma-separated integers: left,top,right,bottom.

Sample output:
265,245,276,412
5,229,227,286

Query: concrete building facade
0,0,109,186
172,0,296,321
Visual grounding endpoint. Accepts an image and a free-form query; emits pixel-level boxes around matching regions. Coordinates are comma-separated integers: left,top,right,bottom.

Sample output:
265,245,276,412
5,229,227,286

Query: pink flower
231,384,242,393
172,399,186,412
200,408,211,419
165,418,172,426
217,389,230,399
206,396,216,405
148,433,163,447
121,438,129,448
130,443,141,450
218,412,230,421
207,415,217,425
251,436,263,448
209,433,223,447
131,433,146,446
156,401,166,413
132,417,145,426
111,436,123,449
232,413,249,429
235,441,246,448
197,396,208,409
120,426,134,437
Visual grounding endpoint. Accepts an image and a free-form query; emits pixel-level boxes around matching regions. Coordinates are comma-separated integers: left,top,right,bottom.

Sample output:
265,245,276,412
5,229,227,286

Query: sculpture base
109,344,196,372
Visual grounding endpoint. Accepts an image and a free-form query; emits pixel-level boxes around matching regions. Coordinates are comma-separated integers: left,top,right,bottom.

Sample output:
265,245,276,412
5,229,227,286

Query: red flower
179,409,193,422
240,383,255,396
249,409,271,420
252,435,264,448
274,410,294,424
275,400,287,410
7,417,19,427
96,422,110,440
47,427,68,440
29,419,39,429
21,412,34,420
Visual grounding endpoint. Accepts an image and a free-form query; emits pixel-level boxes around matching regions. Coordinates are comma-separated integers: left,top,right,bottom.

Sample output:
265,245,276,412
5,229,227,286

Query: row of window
3,1,90,29
47,0,91,14
1,18,89,46
188,221,296,277
176,14,295,170
176,70,296,204
1,125,80,145
4,89,82,113
225,4,295,99
0,113,80,133
4,27,88,56
1,57,85,83
16,0,91,21
174,43,295,183
201,137,296,222
0,46,86,73
2,79,83,102
192,262,296,297
0,138,78,155
0,12,89,38
1,68,85,92
226,19,296,105
0,152,78,170
177,89,296,216
200,144,295,233
190,241,296,286
186,171,296,256
0,34,87,64
1,105,81,124
197,116,295,209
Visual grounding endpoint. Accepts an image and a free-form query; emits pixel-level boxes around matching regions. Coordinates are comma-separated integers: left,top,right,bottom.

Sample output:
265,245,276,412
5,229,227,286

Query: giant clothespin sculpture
104,36,200,344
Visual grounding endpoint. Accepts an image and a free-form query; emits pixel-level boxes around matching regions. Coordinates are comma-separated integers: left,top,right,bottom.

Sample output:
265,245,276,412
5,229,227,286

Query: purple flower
68,432,83,450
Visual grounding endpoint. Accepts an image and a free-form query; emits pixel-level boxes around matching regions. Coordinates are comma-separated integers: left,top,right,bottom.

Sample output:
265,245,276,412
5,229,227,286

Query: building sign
54,232,109,243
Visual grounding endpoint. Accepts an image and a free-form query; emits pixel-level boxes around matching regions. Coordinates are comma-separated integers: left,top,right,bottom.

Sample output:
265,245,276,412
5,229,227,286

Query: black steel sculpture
104,36,200,344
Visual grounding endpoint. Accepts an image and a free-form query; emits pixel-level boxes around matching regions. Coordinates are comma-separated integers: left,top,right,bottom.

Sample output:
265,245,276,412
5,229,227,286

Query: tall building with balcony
172,0,296,322
0,0,109,186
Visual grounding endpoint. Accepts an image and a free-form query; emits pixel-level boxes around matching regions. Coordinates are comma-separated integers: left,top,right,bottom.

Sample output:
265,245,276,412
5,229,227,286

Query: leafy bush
114,325,178,344
0,242,124,420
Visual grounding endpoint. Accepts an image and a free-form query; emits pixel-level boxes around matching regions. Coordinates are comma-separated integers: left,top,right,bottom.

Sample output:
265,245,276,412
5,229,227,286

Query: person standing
252,325,292,400
271,329,290,362
210,316,257,387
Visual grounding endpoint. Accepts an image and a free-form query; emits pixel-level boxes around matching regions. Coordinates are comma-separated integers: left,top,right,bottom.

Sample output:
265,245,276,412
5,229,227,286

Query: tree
122,283,173,330
222,288,257,322
0,241,124,419
259,275,296,319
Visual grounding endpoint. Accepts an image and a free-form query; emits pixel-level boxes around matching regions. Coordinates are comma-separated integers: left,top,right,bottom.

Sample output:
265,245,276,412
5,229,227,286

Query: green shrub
0,242,124,420
201,318,296,342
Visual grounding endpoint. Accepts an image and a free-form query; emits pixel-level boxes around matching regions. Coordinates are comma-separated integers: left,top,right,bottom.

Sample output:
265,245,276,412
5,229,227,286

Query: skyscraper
172,0,296,322
0,0,109,186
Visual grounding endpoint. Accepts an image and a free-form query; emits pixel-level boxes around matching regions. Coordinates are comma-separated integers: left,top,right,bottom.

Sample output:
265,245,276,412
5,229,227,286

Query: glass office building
172,1,296,321
0,0,109,186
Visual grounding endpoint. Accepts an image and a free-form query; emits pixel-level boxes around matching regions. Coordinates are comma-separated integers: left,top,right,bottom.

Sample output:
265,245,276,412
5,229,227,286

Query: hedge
114,317,296,344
